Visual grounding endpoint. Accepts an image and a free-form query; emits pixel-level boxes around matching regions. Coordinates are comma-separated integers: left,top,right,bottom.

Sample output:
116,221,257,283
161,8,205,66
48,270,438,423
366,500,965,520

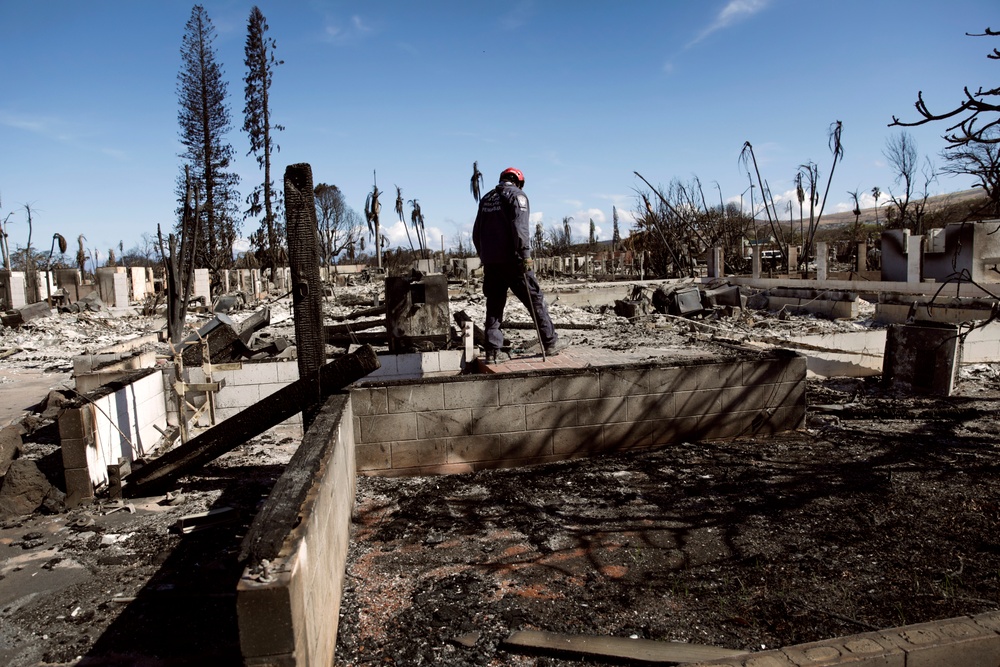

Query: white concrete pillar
192,268,211,305
907,235,923,283
856,243,867,273
129,267,146,302
787,246,798,276
112,272,129,307
816,242,828,281
8,272,27,309
751,246,761,279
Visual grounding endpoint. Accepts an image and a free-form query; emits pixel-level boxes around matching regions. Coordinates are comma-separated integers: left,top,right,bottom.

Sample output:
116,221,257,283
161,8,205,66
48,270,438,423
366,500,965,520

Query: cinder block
497,430,552,459
498,376,553,405
725,383,804,412
674,389,725,418
358,413,418,443
550,373,600,401
442,379,498,409
602,420,653,451
649,418,683,446
415,409,472,439
63,467,95,501
653,362,742,393
551,425,603,455
387,384,444,413
60,437,91,470
275,361,299,383
396,352,439,376
448,435,500,464
524,402,577,430
356,443,390,471
743,356,807,386
351,387,388,416
216,384,261,409
576,397,627,425
701,411,750,440
372,354,399,377
626,393,674,421
471,405,526,435
598,368,650,397
243,362,280,384
749,405,806,435
391,439,447,469
236,581,295,659
258,383,285,401
58,407,90,441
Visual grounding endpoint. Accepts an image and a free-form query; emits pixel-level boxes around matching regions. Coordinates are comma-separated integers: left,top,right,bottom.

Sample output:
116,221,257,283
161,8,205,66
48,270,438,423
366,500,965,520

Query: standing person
473,167,566,364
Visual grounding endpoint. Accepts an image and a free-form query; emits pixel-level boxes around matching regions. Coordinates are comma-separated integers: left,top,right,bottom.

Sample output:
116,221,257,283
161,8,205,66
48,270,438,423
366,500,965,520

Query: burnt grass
335,376,1000,665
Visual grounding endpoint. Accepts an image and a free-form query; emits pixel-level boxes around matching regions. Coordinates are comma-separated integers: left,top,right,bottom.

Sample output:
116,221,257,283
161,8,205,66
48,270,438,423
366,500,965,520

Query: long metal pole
523,271,546,362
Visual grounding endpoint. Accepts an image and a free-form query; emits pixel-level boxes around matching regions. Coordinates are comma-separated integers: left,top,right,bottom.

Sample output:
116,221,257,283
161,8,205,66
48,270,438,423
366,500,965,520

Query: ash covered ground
1,279,998,665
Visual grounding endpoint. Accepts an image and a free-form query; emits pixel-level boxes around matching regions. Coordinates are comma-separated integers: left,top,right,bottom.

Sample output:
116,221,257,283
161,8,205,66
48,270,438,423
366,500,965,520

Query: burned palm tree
470,161,484,203
394,185,415,253
76,235,87,278
871,186,882,230
45,233,67,306
364,174,383,269
739,141,785,263
408,198,427,257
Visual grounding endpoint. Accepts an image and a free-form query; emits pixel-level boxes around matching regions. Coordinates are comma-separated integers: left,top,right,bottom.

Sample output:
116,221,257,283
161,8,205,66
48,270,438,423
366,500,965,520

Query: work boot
544,338,569,356
485,350,511,365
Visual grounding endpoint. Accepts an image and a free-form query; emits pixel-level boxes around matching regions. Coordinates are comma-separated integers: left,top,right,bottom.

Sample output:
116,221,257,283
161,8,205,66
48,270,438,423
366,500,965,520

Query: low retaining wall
236,393,356,667
352,352,806,477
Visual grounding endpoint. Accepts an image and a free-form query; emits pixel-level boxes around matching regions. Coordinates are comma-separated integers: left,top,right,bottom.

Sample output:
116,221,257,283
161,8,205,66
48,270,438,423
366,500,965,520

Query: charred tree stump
285,163,325,429
124,344,380,497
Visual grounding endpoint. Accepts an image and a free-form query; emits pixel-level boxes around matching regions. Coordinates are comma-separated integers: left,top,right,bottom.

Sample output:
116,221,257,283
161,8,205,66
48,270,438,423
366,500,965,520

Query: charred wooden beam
285,163,325,429
124,345,380,497
330,304,386,322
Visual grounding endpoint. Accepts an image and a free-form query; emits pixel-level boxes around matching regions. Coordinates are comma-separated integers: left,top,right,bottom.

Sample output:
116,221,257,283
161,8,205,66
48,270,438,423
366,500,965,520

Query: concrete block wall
58,369,167,502
237,394,356,666
362,351,465,383
351,354,807,477
187,360,302,429
690,611,1000,666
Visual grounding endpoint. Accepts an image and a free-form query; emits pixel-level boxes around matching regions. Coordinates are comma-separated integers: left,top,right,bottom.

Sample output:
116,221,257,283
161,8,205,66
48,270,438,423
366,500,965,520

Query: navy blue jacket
473,181,531,264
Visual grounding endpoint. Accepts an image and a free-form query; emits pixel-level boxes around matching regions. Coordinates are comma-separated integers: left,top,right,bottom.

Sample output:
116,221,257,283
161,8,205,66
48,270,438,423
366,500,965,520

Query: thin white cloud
499,0,534,30
322,14,374,44
688,0,771,48
1,111,58,135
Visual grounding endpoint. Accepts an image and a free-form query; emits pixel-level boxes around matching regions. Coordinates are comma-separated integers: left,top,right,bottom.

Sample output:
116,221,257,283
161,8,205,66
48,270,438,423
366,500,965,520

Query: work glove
520,257,533,273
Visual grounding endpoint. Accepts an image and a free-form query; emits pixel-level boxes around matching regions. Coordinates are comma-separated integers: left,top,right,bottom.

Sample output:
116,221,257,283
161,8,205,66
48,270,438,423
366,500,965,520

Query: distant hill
807,188,989,228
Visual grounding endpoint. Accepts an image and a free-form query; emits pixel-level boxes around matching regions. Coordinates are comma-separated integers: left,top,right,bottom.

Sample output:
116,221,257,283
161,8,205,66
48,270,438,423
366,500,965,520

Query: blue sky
2,1,997,263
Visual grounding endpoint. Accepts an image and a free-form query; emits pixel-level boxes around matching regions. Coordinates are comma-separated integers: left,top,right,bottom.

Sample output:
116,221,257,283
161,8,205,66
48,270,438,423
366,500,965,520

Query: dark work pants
482,263,557,351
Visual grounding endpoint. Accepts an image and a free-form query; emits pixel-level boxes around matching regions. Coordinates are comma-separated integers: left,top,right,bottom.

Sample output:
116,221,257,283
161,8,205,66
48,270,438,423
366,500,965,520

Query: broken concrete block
613,299,647,319
703,285,745,309
1,301,54,328
883,322,962,395
0,458,54,518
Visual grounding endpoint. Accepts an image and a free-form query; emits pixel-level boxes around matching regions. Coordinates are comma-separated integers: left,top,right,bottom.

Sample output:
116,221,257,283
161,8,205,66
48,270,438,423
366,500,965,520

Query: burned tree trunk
159,166,201,345
284,163,325,428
